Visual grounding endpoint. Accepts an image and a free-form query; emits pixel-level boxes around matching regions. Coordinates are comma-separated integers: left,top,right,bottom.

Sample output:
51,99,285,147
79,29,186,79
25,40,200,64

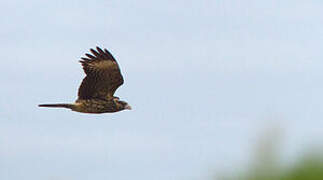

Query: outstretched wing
78,47,124,100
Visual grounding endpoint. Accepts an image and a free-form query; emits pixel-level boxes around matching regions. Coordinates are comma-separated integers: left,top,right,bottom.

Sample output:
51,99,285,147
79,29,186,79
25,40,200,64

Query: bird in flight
39,47,131,113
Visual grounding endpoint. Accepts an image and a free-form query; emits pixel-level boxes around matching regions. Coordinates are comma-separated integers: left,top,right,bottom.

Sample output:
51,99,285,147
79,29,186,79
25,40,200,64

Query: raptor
39,47,131,113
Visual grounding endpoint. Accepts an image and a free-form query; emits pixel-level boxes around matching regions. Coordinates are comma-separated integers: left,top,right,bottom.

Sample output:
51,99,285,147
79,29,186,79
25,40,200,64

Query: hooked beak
125,104,132,110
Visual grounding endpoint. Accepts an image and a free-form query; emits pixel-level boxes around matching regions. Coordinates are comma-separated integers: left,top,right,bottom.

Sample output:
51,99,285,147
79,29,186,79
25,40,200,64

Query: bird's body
39,47,131,114
39,98,127,113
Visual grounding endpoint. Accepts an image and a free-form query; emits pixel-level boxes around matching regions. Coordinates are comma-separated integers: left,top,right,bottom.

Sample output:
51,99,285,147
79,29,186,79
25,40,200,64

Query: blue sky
1,0,323,180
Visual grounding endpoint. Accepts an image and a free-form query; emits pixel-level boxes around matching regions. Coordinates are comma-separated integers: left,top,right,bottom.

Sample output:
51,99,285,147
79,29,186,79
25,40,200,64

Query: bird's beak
125,104,132,110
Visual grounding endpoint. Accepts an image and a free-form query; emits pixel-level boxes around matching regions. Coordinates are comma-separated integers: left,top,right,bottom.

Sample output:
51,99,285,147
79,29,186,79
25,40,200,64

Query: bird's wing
77,47,124,100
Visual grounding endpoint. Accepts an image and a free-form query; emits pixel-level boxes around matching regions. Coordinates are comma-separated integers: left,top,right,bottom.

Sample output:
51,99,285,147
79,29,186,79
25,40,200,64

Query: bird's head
116,100,132,111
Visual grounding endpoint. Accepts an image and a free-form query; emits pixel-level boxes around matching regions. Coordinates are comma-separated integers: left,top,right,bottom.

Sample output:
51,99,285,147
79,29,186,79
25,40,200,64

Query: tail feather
38,103,73,109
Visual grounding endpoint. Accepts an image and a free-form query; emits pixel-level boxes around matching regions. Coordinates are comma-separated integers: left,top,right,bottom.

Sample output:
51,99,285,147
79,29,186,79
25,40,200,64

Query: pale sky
1,0,323,180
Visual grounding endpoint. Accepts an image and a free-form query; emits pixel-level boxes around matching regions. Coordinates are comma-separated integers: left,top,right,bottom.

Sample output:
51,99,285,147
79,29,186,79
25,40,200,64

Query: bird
39,46,131,114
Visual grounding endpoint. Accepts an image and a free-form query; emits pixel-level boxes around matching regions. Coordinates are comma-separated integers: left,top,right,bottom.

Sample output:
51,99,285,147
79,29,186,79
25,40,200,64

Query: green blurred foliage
281,155,323,180
231,153,323,180
217,126,323,180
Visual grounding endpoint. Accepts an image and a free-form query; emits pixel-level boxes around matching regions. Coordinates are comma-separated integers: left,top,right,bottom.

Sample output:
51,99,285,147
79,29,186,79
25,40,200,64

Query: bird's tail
38,103,74,109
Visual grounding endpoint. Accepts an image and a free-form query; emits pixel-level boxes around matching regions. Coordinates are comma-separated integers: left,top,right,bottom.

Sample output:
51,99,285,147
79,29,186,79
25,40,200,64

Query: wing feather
78,47,124,100
85,53,96,59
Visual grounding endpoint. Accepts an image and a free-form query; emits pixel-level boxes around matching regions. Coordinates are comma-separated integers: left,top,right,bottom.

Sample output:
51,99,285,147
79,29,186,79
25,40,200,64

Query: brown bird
39,47,131,113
